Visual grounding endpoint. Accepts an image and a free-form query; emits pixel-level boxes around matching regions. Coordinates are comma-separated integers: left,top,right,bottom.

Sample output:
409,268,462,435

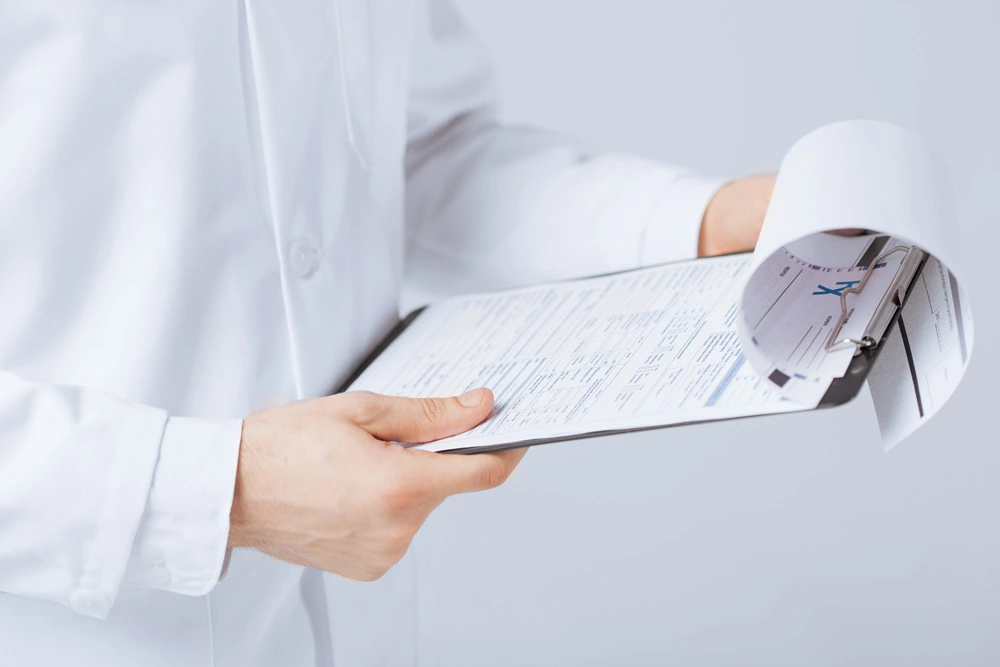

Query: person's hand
228,388,524,581
698,173,776,257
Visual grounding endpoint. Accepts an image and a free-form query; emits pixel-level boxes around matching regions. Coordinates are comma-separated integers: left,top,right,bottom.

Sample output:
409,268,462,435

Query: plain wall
412,1,999,665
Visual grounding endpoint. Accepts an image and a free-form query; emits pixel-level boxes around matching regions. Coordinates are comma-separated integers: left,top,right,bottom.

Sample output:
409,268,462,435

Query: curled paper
737,121,974,448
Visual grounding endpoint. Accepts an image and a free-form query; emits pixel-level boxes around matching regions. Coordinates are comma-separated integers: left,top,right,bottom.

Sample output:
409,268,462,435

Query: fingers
339,388,494,444
409,446,528,496
332,389,526,498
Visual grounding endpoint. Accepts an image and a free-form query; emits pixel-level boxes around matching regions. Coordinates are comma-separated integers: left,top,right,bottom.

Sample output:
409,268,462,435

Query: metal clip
825,245,926,353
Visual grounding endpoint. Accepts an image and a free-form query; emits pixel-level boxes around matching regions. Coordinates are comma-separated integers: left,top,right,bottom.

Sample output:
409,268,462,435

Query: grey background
412,1,999,665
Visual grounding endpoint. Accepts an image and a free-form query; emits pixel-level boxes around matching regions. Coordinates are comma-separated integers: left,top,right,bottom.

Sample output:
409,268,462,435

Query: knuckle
365,530,413,581
346,391,381,424
381,475,418,514
418,398,445,424
385,528,414,564
479,458,510,489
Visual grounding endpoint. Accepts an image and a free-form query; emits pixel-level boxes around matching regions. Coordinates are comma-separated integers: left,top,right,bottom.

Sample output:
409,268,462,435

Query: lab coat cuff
122,416,243,598
640,173,727,265
68,401,168,619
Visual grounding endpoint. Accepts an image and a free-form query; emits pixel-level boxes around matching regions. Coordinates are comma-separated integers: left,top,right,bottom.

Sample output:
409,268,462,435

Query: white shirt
0,1,722,665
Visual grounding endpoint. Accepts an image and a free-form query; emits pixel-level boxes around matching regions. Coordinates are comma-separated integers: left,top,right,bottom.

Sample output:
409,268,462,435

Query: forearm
403,0,774,293
405,112,725,293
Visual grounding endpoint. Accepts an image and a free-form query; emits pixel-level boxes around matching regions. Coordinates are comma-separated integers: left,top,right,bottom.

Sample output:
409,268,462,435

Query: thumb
342,388,494,444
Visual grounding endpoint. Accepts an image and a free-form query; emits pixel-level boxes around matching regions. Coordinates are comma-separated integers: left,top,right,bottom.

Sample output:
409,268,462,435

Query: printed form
350,255,808,452
349,122,975,452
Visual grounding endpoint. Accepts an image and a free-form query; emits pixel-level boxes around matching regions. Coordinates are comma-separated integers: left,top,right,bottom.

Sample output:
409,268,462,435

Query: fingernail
458,388,484,407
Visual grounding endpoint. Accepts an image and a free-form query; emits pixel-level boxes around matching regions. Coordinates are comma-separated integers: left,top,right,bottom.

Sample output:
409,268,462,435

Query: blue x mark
813,280,861,296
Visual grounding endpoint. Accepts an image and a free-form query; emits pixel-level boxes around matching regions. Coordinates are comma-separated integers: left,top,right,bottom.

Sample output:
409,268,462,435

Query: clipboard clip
825,244,927,353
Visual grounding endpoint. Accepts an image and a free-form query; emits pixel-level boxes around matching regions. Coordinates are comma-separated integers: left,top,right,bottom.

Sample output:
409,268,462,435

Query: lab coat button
71,590,110,614
148,563,172,585
289,239,321,278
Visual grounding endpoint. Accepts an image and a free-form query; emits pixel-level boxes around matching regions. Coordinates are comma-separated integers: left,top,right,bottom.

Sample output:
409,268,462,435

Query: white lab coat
0,1,722,665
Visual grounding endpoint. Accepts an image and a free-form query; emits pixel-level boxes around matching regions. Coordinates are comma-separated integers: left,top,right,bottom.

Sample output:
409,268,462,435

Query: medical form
351,254,805,451
347,121,974,452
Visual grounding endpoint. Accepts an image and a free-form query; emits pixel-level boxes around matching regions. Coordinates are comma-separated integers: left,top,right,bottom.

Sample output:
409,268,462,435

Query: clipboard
336,243,929,454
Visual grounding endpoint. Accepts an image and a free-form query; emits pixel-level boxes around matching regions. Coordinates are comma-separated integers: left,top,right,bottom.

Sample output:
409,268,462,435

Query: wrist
698,174,775,257
227,417,258,549
698,199,725,257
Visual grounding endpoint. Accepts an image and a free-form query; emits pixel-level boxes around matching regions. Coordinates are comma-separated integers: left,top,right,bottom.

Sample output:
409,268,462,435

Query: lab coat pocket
333,0,412,171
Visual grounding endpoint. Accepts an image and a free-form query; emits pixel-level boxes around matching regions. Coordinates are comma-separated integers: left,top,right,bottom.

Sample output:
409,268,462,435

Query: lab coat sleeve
0,370,241,619
403,0,726,295
121,416,242,597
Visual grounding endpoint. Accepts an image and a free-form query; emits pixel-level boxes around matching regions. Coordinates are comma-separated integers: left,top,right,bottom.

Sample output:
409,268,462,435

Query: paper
867,256,974,449
737,121,974,445
349,121,974,452
739,236,909,404
351,255,805,452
